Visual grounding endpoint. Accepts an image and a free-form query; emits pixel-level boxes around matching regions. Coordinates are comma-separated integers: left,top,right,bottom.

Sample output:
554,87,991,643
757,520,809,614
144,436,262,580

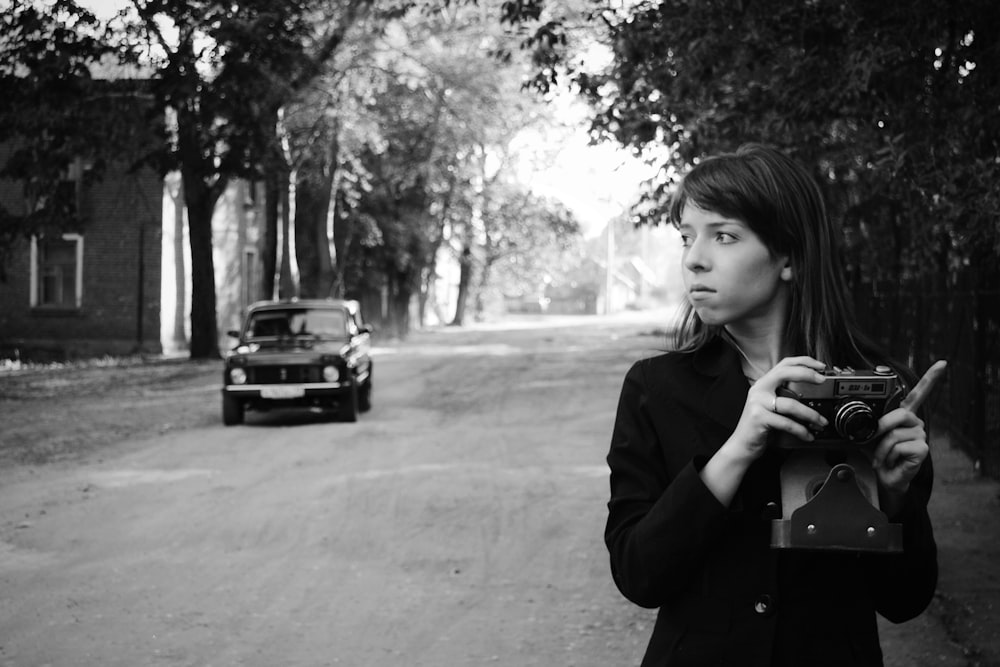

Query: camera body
777,365,904,445
771,364,907,552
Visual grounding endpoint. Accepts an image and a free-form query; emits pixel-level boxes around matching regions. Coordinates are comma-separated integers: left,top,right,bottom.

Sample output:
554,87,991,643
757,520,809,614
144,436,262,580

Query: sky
77,0,119,18
517,96,661,237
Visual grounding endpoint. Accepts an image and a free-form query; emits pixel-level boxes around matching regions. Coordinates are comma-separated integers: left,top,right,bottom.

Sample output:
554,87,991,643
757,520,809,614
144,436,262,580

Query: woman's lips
687,285,715,301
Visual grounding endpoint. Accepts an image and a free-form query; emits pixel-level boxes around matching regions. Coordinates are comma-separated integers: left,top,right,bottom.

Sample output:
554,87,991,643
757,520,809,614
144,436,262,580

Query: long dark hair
669,143,876,367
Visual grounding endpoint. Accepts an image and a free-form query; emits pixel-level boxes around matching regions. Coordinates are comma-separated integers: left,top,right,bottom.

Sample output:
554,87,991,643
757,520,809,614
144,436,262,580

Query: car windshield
246,308,349,340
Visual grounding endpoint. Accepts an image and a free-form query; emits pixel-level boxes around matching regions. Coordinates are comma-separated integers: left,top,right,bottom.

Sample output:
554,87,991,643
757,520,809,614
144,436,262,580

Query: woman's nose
683,239,708,272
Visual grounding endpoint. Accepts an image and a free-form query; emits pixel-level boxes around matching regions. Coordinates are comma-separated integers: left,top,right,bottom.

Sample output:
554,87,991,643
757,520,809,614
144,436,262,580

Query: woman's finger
877,406,924,436
769,412,818,442
773,395,828,432
775,356,828,370
901,360,948,412
762,366,827,394
873,425,925,467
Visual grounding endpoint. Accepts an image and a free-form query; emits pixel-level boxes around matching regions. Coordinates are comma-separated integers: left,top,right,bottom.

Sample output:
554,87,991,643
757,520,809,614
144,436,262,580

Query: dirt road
0,312,993,666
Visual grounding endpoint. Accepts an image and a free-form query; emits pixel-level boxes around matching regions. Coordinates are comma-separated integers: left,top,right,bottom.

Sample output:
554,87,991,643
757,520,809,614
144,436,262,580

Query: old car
221,298,373,425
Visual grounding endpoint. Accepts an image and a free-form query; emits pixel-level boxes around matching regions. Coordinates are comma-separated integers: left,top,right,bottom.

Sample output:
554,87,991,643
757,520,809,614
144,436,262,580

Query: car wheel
341,383,359,422
359,370,373,413
222,393,245,426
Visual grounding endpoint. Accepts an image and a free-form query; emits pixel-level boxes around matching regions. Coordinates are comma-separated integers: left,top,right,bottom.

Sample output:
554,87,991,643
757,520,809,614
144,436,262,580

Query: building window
30,233,83,309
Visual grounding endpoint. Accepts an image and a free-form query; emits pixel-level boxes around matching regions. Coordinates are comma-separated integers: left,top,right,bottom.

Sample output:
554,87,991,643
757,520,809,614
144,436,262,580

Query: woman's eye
716,232,737,244
680,235,692,247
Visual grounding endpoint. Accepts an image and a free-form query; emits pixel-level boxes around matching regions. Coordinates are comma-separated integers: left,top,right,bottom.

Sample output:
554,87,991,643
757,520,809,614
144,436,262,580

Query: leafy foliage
322,1,583,328
2,0,586,345
509,0,1000,288
103,0,379,356
0,1,153,279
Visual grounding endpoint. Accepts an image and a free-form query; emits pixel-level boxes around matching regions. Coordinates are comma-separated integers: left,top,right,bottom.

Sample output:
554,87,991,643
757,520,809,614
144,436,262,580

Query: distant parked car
221,299,374,425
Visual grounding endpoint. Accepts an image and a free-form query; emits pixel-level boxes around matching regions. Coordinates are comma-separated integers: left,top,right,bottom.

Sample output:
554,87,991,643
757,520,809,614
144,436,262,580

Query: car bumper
222,382,350,400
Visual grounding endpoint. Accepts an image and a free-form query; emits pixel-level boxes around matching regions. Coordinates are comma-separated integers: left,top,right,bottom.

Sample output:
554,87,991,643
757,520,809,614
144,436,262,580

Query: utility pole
605,218,615,315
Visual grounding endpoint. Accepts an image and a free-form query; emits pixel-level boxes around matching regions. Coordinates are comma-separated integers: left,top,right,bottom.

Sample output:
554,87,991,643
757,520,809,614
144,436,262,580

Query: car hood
229,339,349,358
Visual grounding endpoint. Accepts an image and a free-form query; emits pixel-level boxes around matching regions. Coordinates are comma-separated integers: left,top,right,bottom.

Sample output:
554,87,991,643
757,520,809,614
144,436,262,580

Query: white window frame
30,233,84,309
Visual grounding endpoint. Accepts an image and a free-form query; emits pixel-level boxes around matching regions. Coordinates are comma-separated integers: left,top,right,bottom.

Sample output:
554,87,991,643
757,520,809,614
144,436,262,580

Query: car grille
248,366,323,384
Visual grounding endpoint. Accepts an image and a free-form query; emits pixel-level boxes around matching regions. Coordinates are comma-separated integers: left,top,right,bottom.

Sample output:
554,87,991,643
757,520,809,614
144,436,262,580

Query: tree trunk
277,167,297,299
294,178,321,298
260,104,290,302
277,108,298,299
317,129,338,296
418,261,435,327
259,162,298,302
332,189,352,297
262,170,280,301
451,246,472,326
293,171,335,298
170,176,187,349
183,173,223,359
388,269,411,339
473,258,493,321
174,90,225,360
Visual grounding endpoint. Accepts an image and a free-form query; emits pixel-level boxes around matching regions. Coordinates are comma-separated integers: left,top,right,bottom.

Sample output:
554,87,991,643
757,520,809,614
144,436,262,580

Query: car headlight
323,365,340,382
230,368,247,385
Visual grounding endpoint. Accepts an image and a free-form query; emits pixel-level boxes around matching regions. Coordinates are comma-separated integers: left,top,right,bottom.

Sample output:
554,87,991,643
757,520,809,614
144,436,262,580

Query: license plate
260,385,305,399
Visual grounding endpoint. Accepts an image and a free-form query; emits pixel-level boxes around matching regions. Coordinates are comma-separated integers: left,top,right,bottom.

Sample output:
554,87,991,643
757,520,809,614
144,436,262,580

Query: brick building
0,160,266,362
0,146,164,361
0,68,270,363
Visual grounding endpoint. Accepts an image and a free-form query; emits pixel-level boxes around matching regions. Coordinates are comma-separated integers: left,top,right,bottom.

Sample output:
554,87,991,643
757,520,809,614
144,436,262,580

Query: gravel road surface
1,311,995,666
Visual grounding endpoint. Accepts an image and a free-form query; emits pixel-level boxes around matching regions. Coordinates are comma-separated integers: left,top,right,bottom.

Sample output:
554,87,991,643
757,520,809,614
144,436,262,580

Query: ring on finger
772,395,779,413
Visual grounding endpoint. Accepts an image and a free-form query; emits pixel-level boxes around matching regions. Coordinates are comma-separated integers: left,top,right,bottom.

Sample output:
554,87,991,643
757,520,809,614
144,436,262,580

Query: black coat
605,337,937,667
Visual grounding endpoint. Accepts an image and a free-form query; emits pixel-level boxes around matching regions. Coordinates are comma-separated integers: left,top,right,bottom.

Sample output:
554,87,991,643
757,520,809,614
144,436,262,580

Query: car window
247,313,292,338
247,309,348,339
299,310,348,338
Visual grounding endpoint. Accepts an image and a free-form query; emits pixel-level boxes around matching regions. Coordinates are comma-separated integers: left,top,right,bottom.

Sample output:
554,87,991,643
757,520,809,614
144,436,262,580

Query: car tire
359,369,373,413
341,383,359,422
222,393,245,426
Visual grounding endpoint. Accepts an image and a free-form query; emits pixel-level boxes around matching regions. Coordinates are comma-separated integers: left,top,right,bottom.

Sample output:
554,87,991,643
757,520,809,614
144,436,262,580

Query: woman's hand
701,356,828,507
729,356,830,461
873,360,948,502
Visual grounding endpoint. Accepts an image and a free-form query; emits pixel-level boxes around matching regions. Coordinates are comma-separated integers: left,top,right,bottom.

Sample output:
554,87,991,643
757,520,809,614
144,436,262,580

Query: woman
605,144,944,666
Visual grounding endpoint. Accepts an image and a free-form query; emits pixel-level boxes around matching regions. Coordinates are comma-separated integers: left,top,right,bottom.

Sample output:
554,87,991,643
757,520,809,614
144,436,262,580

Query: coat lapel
692,337,750,433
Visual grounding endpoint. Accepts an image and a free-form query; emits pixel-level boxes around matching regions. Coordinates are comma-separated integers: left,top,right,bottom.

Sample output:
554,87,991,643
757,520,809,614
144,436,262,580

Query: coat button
754,594,775,616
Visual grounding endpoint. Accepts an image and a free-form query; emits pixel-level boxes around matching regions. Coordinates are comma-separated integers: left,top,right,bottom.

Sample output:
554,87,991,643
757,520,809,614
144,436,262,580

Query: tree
0,1,139,280
315,0,575,333
507,0,1000,289
347,75,442,338
446,136,581,325
240,0,377,303
107,0,382,358
475,184,580,317
504,2,1000,460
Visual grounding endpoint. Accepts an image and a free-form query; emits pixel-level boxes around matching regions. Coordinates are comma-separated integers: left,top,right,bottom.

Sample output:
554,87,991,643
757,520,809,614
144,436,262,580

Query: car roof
246,298,361,315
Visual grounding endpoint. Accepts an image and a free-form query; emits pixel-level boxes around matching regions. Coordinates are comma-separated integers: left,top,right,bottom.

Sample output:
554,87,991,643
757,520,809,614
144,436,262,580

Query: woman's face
678,203,790,331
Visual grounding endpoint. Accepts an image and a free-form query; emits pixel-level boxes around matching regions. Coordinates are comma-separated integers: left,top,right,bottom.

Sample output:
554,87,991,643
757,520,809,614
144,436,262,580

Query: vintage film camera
770,365,906,552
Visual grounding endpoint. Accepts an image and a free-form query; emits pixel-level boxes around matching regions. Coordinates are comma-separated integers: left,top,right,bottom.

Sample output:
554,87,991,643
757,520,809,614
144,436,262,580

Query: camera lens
834,400,879,442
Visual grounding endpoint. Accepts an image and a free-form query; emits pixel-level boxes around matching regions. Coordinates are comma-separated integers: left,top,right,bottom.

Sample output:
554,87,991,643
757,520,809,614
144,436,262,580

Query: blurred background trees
506,0,1000,473
3,0,997,360
0,1,135,280
505,0,999,290
1,0,589,352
